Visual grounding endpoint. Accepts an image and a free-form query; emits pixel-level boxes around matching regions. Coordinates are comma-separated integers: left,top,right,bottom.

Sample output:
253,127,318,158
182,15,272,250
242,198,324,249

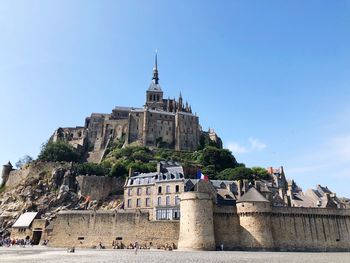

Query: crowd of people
109,241,177,251
0,235,34,247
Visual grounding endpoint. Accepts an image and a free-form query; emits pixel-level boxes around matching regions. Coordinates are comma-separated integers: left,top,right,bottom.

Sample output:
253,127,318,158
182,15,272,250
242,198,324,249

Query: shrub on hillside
38,140,80,162
75,163,109,176
218,167,254,181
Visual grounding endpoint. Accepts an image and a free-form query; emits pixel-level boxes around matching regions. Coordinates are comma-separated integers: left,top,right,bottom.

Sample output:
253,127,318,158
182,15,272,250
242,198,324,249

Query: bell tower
145,52,164,109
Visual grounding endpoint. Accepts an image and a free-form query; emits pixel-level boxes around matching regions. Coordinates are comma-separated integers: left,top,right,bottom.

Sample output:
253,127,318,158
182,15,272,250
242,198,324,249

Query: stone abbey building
52,55,201,162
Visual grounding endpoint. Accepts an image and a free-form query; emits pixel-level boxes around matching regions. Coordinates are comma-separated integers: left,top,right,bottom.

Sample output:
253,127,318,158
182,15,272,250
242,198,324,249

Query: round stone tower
178,192,215,250
236,187,274,250
1,161,13,187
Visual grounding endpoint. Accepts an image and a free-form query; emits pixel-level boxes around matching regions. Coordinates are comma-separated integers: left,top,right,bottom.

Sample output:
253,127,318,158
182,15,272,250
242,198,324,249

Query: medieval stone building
51,55,201,162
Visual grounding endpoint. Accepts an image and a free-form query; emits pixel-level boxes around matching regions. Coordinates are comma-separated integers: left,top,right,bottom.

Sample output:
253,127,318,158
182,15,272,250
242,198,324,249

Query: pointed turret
178,92,183,111
152,51,159,84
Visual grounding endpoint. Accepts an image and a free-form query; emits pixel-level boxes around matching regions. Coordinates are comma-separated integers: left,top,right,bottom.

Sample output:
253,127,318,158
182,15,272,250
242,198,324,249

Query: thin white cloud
249,137,267,150
227,142,247,154
226,138,267,154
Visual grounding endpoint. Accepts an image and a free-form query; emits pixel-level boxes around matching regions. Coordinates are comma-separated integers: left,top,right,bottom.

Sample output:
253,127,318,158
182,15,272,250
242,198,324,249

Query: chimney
128,168,134,177
157,162,162,173
254,181,261,192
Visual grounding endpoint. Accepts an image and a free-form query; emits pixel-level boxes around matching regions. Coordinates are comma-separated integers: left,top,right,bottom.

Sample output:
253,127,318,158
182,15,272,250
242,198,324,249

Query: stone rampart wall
76,176,125,200
213,206,241,250
270,207,350,251
5,170,29,189
49,210,179,248
47,205,350,251
5,162,67,189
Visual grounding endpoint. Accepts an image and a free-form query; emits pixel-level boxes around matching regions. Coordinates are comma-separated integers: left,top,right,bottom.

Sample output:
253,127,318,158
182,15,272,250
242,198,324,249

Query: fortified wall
49,210,179,248
49,190,350,251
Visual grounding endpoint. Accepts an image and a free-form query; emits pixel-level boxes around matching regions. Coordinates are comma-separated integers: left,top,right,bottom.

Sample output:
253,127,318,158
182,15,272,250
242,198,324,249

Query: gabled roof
236,187,270,203
12,212,38,228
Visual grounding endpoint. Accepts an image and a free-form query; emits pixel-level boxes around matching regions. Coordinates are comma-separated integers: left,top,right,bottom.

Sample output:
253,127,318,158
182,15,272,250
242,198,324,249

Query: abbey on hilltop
51,54,218,162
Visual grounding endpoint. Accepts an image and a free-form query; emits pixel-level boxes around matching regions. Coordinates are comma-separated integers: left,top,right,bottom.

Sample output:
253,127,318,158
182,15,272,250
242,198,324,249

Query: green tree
251,166,270,180
109,163,128,178
198,133,222,150
15,155,33,169
218,167,254,181
38,140,80,162
195,146,238,173
75,163,109,176
202,165,216,179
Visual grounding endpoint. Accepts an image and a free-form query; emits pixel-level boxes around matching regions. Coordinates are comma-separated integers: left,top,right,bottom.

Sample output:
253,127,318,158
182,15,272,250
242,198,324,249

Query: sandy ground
1,246,350,263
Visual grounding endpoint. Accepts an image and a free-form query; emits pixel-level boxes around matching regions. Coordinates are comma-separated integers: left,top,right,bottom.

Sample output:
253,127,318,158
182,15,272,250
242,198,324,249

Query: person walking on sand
134,241,139,255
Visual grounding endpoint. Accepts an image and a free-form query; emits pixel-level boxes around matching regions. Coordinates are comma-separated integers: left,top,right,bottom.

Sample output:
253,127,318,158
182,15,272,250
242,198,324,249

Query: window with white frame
146,198,151,207
175,196,180,205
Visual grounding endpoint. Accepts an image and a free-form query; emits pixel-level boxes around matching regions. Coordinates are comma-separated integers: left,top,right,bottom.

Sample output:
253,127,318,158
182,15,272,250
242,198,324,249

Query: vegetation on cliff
33,137,269,181
38,140,80,162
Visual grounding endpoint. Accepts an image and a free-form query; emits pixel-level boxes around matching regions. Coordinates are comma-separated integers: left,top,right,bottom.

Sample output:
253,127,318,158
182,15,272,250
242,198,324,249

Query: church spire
152,50,159,84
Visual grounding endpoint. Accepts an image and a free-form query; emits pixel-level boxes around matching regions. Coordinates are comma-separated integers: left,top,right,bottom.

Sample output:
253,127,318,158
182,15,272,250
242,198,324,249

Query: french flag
196,170,209,181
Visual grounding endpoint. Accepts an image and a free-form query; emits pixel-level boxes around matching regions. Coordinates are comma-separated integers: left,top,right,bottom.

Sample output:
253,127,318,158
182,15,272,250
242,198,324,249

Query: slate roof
148,82,162,91
114,106,142,111
236,187,270,203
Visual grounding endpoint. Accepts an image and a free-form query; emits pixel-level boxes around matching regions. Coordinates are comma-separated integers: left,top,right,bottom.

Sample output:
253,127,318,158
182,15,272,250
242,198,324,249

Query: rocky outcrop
0,162,123,236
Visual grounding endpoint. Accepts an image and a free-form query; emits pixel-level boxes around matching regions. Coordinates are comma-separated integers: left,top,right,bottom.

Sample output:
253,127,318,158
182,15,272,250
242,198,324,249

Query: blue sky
0,1,349,196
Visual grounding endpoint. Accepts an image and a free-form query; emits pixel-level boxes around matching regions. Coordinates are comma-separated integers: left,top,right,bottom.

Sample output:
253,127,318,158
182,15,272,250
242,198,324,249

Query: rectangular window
173,209,180,220
158,186,162,194
166,209,171,219
127,199,132,208
166,185,170,193
166,196,170,206
136,198,141,207
128,188,132,196
137,188,142,196
175,196,180,205
146,187,151,195
146,198,150,207
157,196,162,206
175,185,179,193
